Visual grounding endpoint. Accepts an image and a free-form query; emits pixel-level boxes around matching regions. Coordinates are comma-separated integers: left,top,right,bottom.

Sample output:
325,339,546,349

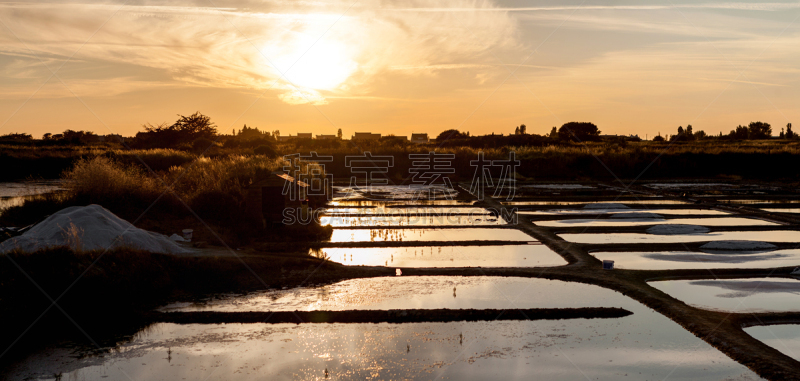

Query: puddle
744,325,800,362
535,217,774,228
313,245,566,267
559,231,800,244
649,278,800,312
330,228,532,242
321,215,505,226
333,185,458,201
592,250,800,270
12,279,761,380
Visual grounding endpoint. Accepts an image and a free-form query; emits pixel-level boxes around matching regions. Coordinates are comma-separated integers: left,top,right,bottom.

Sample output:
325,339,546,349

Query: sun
271,35,358,92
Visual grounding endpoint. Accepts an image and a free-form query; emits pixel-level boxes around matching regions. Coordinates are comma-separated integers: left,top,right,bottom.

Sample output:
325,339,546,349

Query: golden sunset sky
0,0,798,138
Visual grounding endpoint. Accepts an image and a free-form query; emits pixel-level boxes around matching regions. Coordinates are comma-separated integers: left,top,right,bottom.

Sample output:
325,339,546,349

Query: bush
254,144,278,158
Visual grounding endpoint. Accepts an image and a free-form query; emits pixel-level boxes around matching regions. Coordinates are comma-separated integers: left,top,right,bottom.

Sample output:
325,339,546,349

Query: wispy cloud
0,0,519,104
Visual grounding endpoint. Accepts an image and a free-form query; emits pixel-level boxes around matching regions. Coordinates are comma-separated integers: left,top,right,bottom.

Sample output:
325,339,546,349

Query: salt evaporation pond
330,199,474,207
536,217,775,228
650,278,800,312
744,325,800,362
503,200,689,206
10,278,761,380
591,249,800,270
521,209,729,216
330,228,533,242
560,231,800,244
321,207,491,215
321,214,505,227
761,208,800,214
314,245,566,267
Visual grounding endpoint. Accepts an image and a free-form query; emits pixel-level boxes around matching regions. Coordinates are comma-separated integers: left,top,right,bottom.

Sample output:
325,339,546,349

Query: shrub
254,144,278,158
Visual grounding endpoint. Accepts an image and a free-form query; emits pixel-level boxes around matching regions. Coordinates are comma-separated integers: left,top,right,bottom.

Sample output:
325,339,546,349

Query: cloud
0,0,520,104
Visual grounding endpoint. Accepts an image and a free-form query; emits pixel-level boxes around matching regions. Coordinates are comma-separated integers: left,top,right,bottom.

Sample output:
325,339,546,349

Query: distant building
410,133,429,144
316,134,337,140
297,133,312,139
352,132,381,140
277,135,292,142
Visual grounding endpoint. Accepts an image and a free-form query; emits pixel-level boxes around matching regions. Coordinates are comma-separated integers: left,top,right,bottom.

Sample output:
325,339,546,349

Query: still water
535,217,774,228
591,250,800,270
330,228,534,242
315,245,566,267
560,231,800,244
649,278,800,313
321,214,505,227
744,325,800,362
9,278,761,380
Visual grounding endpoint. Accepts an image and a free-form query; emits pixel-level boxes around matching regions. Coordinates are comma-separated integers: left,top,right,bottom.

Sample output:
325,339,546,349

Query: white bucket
602,260,615,270
182,229,193,242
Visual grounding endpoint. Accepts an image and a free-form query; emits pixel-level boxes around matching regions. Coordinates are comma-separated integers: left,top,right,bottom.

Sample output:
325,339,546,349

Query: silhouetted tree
436,129,467,142
548,127,558,139
653,134,665,142
557,122,600,141
787,123,794,139
135,112,217,148
337,128,343,139
519,124,527,134
748,121,772,139
514,126,520,135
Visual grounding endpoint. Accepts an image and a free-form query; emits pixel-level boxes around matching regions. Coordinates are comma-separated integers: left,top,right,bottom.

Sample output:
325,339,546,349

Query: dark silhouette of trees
557,122,600,142
548,127,558,139
436,129,467,142
519,124,526,134
748,121,772,139
653,134,665,142
729,125,749,140
134,112,218,148
787,123,794,139
337,128,343,139
514,126,519,135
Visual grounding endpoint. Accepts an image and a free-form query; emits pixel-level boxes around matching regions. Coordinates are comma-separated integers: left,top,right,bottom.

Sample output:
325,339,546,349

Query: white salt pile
646,224,710,235
700,241,777,251
584,203,629,209
0,204,190,254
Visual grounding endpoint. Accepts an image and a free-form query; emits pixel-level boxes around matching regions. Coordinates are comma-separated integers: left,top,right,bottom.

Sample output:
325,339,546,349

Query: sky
0,0,798,139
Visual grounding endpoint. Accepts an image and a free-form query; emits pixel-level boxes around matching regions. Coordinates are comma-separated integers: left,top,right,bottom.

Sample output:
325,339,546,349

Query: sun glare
270,35,358,92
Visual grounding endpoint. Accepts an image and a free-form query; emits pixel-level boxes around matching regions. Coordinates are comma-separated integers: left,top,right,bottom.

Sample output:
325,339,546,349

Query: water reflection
745,325,800,362
321,215,505,227
317,245,566,268
560,231,800,244
330,228,533,242
650,278,800,312
592,250,800,270
12,279,761,380
537,217,775,228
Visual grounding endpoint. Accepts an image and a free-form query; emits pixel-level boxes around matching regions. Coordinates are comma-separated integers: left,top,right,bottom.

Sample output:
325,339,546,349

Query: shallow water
333,185,458,201
321,214,506,226
158,277,627,312
536,217,776,228
649,278,800,312
744,325,800,362
716,199,800,204
560,231,800,244
322,207,491,215
521,208,729,216
12,278,761,380
314,245,566,267
592,250,800,270
503,200,689,206
761,208,800,214
330,199,473,207
0,180,63,213
330,228,533,242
